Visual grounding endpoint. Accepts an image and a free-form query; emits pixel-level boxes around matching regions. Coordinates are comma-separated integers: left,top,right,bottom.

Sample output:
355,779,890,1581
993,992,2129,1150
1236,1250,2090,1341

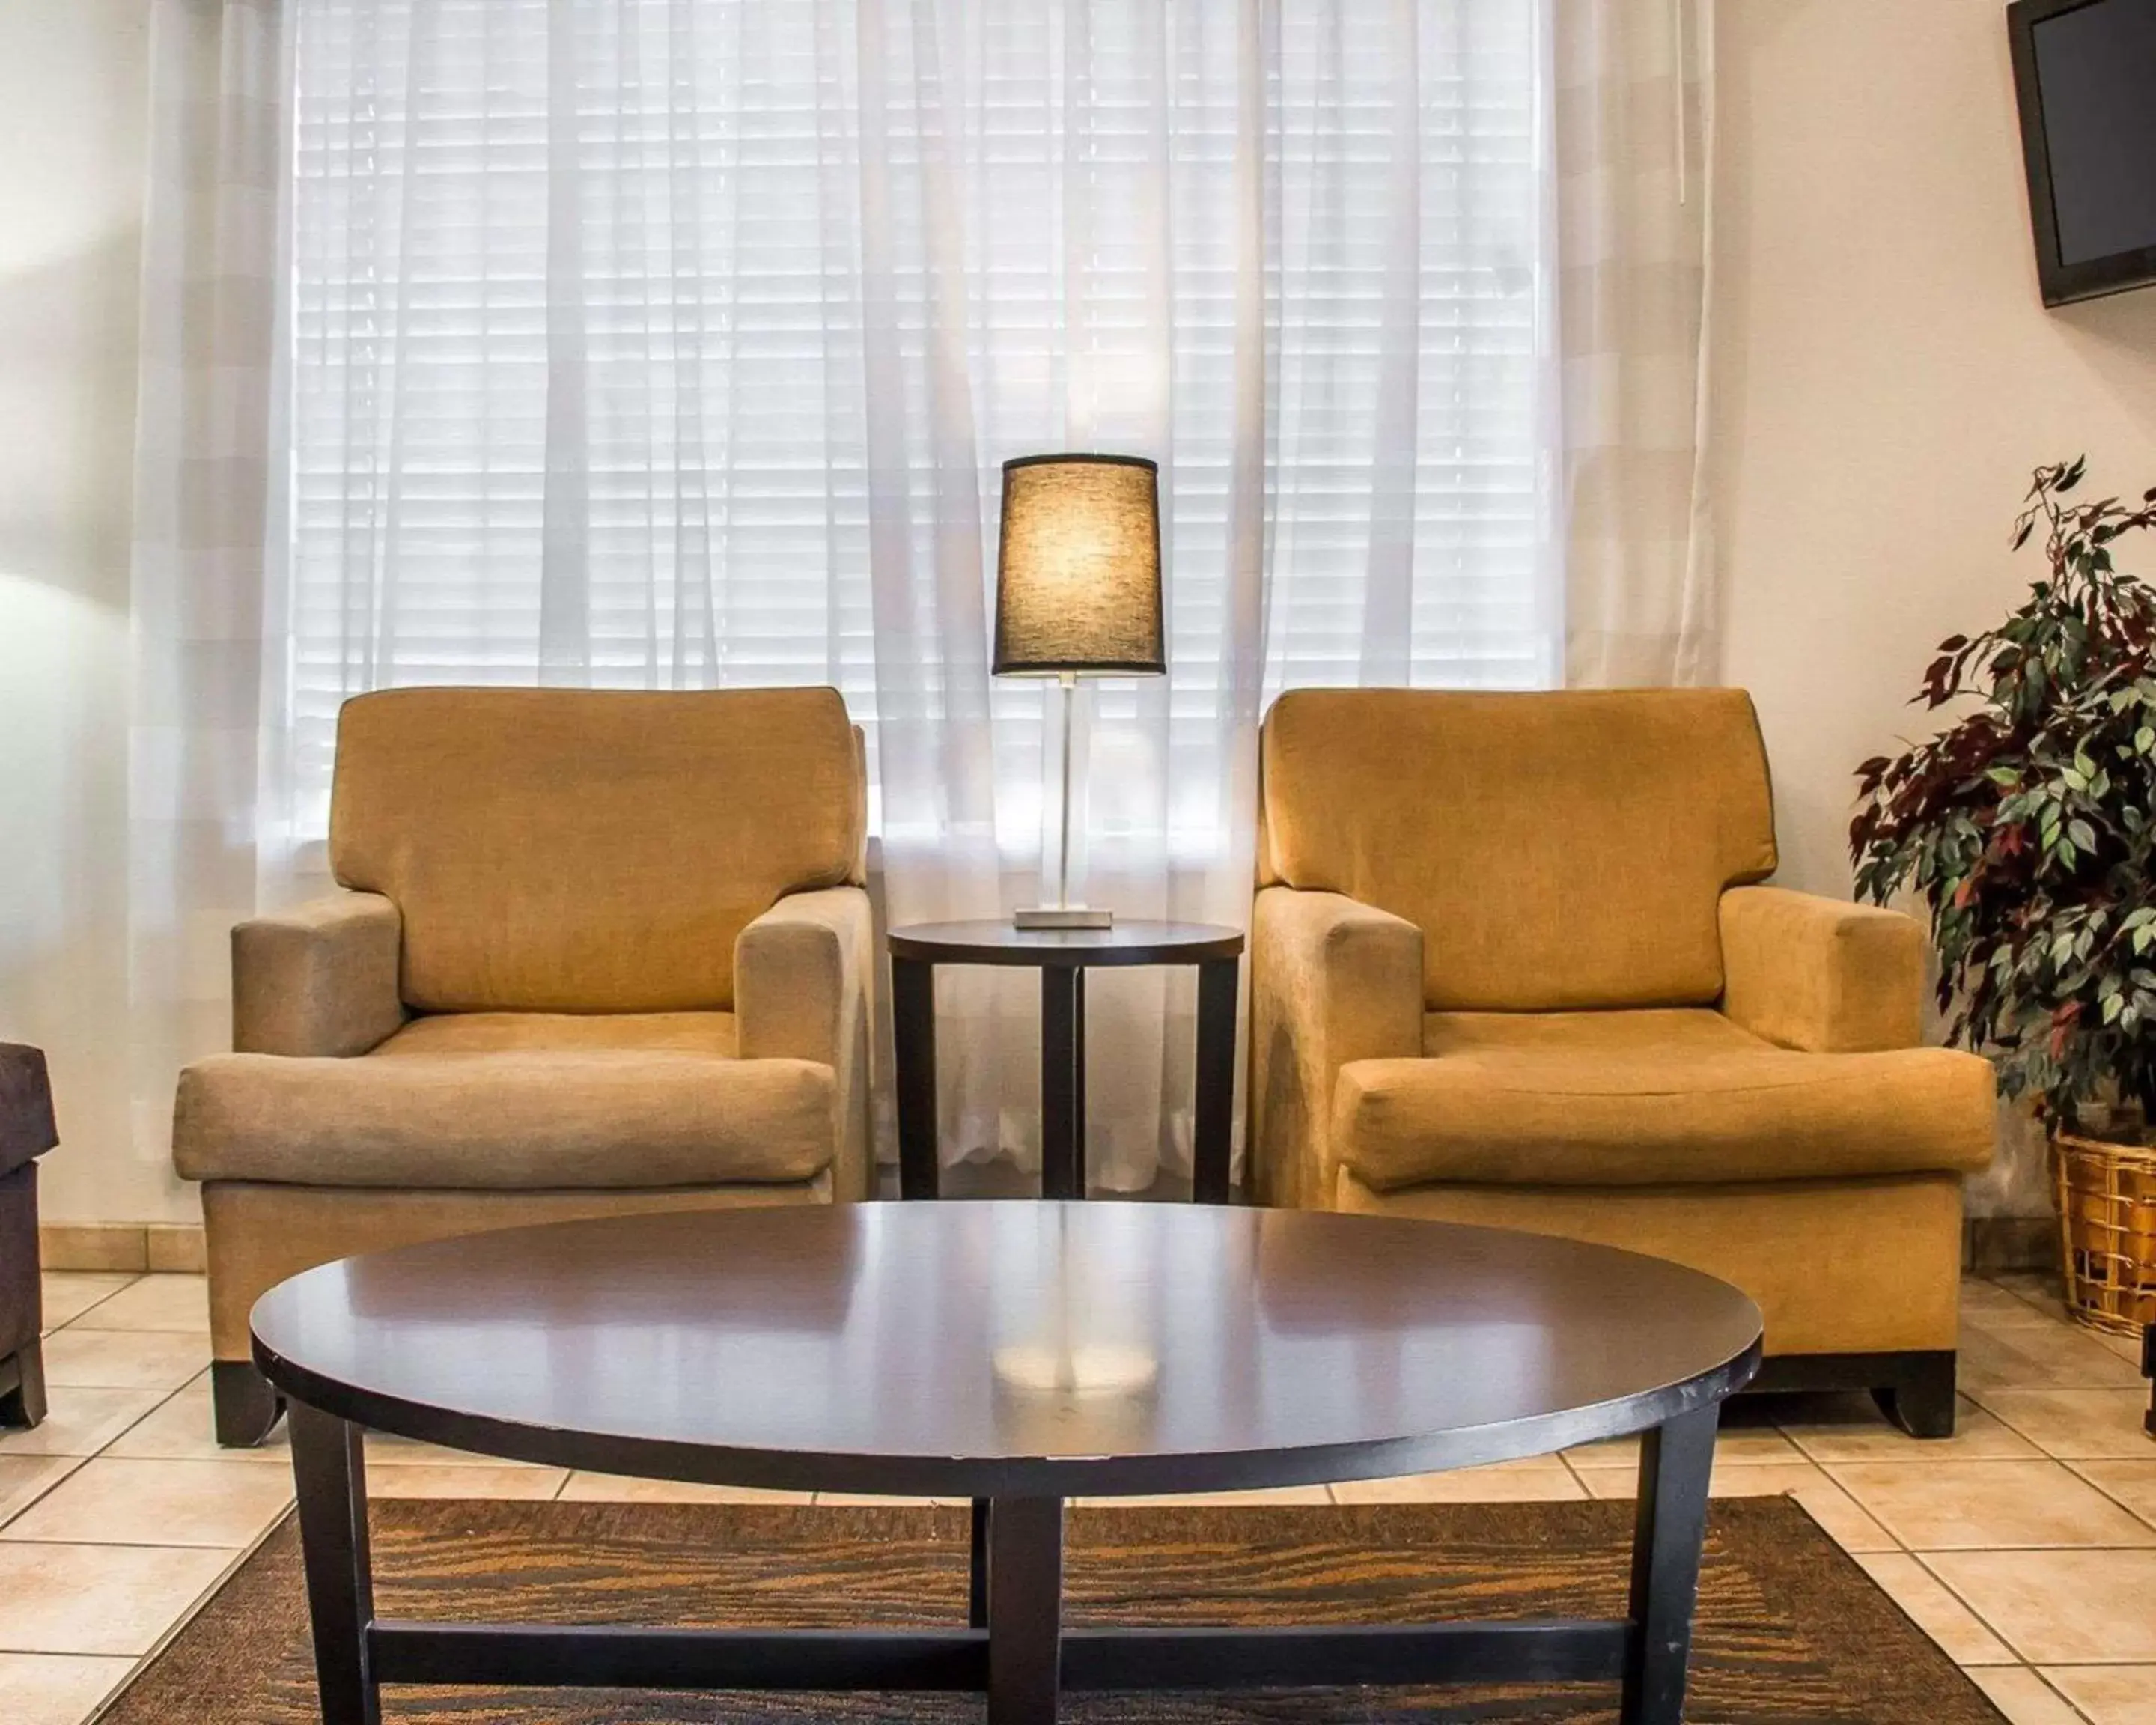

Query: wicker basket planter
2053,1129,2156,1337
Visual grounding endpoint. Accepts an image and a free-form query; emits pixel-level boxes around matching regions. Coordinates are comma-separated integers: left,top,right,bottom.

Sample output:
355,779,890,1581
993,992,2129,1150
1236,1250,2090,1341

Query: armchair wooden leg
0,1340,47,1429
213,1359,287,1448
1872,1351,1958,1440
1747,1348,1960,1439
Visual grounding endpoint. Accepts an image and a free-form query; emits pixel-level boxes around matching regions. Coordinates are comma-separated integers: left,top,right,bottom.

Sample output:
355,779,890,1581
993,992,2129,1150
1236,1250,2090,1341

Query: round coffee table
252,1201,1761,1725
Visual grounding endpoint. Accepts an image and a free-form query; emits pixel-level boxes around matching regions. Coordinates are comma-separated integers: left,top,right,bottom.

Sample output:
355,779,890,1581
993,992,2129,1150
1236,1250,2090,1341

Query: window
287,0,1553,851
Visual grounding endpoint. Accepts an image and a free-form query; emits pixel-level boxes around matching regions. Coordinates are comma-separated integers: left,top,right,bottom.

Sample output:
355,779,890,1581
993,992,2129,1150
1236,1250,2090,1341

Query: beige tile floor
0,1268,2149,1725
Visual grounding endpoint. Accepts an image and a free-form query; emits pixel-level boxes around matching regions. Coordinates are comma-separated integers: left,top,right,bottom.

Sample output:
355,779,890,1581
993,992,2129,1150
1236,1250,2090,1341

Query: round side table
886,920,1245,1203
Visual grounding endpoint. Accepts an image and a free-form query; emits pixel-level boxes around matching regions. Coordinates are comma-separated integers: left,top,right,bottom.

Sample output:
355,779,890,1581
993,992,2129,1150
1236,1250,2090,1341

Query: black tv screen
2009,0,2156,306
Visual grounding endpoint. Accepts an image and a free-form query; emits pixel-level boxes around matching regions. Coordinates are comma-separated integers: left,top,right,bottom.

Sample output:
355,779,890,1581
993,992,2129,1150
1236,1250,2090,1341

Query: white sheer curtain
127,0,291,1210
255,0,1560,1190
1558,0,1718,686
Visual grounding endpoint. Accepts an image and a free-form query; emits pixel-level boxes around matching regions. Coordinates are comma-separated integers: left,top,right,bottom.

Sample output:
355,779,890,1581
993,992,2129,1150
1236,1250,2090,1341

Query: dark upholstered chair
0,1044,58,1428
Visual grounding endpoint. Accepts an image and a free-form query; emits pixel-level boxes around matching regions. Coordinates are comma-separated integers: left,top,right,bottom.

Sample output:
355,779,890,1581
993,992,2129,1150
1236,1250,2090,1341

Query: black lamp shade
993,454,1166,676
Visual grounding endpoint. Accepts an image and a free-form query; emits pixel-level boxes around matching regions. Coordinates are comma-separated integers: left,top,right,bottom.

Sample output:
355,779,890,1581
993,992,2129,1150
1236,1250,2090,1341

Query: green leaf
1847,457,2156,1120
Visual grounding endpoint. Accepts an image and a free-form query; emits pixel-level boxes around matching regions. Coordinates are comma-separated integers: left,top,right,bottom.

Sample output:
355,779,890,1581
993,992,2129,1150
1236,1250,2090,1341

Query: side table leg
1074,966,1088,1196
1621,1401,1719,1724
892,956,940,1200
289,1401,380,1725
987,1495,1064,1724
1040,968,1080,1201
1193,957,1239,1204
969,1497,991,1628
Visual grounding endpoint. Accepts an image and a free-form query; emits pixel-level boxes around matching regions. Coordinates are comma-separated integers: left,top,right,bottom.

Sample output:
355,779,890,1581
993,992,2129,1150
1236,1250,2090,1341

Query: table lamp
993,452,1165,930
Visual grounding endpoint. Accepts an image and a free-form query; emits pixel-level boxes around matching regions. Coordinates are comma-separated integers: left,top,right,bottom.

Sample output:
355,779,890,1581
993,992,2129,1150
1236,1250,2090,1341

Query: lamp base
1014,905,1113,930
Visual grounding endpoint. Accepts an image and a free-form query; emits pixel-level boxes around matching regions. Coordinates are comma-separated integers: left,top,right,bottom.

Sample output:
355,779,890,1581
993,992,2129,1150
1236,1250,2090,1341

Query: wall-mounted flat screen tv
2009,0,2156,306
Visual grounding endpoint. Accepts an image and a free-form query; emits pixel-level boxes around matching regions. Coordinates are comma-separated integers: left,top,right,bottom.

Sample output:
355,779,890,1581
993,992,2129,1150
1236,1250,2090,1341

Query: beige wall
0,1,168,1224
1714,0,2156,1214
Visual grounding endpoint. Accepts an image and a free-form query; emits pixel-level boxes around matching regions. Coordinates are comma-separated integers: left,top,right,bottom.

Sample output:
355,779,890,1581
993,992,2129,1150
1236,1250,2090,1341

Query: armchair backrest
330,687,866,1014
1258,688,1776,1011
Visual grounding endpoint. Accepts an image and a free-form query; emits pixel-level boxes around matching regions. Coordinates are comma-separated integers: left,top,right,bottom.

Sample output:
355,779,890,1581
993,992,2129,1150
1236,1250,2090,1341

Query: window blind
287,0,1551,851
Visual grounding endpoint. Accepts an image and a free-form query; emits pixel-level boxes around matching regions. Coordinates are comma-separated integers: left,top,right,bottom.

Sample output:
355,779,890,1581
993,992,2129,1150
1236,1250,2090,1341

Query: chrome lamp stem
1016,672,1111,929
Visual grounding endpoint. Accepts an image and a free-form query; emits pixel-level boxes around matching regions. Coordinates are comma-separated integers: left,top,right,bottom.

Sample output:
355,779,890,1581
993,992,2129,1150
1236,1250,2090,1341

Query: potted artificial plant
1851,457,2156,1339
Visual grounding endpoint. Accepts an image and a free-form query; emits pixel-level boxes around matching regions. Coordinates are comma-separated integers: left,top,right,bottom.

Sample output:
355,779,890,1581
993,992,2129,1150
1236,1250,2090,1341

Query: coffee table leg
1621,1401,1719,1724
892,955,939,1199
1193,956,1238,1204
987,1494,1063,1723
289,1401,380,1725
969,1497,991,1628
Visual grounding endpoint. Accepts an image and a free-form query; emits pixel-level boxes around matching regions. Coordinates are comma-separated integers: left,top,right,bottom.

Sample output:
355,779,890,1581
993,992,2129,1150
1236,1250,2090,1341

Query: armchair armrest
735,886,874,1200
1718,885,1922,1053
232,892,404,1058
1249,886,1422,1209
0,1044,58,1178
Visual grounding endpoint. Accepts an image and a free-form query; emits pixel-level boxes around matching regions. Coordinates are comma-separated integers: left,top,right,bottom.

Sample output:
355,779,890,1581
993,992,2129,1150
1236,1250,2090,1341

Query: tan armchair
174,686,874,1445
1249,687,1996,1436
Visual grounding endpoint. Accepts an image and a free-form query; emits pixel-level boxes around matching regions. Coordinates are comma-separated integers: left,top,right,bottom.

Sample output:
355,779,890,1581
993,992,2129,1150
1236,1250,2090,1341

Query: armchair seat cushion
1333,1009,1995,1191
174,1011,832,1190
375,1011,739,1059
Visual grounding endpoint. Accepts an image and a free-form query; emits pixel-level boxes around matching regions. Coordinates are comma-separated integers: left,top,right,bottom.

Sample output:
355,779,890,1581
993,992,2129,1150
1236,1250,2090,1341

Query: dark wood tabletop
252,1201,1761,1499
887,919,1244,966
886,921,1246,1200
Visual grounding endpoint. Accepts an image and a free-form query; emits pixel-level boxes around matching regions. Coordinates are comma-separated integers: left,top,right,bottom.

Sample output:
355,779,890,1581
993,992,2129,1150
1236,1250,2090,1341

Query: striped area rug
105,1497,2005,1723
